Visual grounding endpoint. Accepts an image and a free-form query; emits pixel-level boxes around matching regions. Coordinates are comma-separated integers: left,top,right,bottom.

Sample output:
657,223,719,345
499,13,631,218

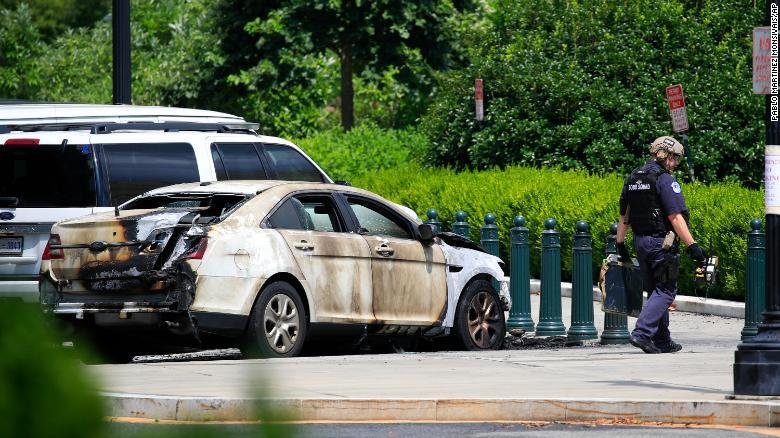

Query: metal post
741,219,766,340
734,0,780,395
480,213,499,257
452,211,470,239
601,222,631,344
112,0,131,104
425,208,441,234
568,221,598,341
507,216,535,331
536,218,566,336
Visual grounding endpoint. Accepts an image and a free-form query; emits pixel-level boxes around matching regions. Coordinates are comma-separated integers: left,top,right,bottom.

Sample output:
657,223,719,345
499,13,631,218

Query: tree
217,0,477,131
422,0,764,187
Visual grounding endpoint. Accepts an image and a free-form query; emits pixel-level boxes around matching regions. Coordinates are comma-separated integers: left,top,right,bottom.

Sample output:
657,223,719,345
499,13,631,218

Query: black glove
616,242,631,263
686,242,706,262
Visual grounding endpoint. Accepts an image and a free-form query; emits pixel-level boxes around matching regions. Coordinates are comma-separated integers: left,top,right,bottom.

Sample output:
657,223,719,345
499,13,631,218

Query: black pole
733,0,780,395
112,0,131,104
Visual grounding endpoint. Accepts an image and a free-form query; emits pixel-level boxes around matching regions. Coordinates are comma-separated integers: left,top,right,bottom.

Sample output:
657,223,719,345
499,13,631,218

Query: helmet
649,136,684,159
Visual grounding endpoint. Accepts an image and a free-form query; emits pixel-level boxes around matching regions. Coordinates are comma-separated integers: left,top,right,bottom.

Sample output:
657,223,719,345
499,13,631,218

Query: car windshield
0,143,97,207
121,193,249,218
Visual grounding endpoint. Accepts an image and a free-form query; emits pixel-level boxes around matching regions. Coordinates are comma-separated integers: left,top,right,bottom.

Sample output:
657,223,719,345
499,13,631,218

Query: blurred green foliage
422,0,765,187
352,163,763,301
0,302,104,438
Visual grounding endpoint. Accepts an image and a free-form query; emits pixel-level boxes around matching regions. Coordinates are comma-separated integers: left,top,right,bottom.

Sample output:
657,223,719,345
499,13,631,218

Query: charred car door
268,193,374,323
343,195,447,325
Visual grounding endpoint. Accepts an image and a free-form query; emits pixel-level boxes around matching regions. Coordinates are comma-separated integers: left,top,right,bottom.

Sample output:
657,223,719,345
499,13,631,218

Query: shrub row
294,125,429,182
353,163,763,301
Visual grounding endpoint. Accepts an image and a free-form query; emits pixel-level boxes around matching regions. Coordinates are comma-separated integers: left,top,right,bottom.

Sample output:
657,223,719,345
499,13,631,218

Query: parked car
0,103,331,303
40,180,509,358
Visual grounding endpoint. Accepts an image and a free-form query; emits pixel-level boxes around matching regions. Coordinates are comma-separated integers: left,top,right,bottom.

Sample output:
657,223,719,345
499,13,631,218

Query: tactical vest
624,166,668,235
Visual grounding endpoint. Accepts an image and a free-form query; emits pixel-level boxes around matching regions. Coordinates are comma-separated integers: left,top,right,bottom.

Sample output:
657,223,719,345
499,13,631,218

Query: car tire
453,279,506,351
244,281,307,358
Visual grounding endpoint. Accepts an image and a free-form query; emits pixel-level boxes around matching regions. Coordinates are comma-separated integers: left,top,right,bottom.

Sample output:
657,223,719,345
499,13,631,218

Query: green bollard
480,213,499,257
568,221,598,341
425,208,441,234
452,211,470,239
600,222,630,345
481,213,500,292
507,216,535,331
536,218,566,336
742,219,766,340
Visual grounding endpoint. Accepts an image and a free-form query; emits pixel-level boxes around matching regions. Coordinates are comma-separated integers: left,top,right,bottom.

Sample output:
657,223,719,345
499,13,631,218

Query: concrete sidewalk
90,292,780,426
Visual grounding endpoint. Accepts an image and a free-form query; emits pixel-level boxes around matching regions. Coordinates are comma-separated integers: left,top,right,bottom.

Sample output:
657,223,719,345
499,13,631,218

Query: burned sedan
40,181,510,357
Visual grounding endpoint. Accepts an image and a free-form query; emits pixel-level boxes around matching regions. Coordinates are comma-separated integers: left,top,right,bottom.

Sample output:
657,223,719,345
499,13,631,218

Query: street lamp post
112,0,131,104
733,0,780,395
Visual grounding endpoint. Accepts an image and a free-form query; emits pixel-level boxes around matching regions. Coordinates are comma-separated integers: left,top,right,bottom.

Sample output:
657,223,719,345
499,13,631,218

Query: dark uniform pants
631,235,679,345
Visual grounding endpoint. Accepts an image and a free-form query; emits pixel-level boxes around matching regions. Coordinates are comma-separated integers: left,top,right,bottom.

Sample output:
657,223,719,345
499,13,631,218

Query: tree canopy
421,0,764,186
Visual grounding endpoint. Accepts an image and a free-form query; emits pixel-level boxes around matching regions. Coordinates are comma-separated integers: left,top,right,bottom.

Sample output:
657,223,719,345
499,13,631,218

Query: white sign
665,84,689,133
767,145,780,215
475,78,484,121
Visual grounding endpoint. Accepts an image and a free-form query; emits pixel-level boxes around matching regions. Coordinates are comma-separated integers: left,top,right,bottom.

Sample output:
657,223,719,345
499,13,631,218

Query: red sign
665,84,689,133
475,78,484,121
666,84,686,111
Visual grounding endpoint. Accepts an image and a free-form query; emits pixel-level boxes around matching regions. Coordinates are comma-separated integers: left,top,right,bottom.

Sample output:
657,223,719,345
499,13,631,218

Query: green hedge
294,125,428,182
353,163,763,301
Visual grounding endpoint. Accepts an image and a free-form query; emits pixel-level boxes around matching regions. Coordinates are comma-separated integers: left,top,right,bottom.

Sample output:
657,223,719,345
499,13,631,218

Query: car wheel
245,281,307,358
453,279,506,351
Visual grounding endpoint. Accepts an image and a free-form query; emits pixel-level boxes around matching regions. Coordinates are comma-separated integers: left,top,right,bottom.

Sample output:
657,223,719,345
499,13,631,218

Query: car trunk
50,209,202,293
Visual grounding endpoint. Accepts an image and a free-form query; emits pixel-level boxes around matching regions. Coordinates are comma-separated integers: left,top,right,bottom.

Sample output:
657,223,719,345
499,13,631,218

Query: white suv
0,103,331,302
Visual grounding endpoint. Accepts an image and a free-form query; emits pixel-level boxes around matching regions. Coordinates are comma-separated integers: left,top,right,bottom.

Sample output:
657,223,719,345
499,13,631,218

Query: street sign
475,78,484,121
666,84,689,133
753,27,772,94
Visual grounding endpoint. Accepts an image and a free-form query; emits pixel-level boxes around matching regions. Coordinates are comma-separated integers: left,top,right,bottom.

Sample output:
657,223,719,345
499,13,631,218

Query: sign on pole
754,27,772,94
475,78,484,121
665,84,689,133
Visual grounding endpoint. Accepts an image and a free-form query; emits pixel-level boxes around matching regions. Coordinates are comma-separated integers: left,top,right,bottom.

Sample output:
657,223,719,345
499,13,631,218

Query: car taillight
184,238,208,260
42,234,63,260
4,138,40,146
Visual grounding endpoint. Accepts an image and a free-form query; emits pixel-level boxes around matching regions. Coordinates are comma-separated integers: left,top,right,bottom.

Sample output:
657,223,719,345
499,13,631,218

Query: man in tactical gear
616,136,706,354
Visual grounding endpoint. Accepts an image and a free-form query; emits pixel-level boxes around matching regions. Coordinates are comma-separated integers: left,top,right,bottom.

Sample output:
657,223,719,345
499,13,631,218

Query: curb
511,278,745,319
104,393,780,426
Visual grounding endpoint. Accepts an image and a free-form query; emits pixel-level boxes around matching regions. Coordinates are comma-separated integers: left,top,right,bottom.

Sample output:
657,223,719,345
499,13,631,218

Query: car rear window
121,193,249,221
102,143,200,206
0,143,97,207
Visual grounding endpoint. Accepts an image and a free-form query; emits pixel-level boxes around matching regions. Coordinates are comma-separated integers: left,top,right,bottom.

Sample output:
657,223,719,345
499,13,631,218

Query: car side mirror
418,223,436,246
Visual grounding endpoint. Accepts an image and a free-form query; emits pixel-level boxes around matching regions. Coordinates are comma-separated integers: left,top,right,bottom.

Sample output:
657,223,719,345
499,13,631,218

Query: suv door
267,193,374,323
343,195,447,325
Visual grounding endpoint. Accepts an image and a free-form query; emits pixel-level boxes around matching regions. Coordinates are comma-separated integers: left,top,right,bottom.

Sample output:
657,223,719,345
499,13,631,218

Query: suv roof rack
89,122,259,134
0,121,260,134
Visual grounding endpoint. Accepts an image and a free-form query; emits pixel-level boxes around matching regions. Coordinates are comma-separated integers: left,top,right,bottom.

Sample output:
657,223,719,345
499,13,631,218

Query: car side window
347,198,411,239
102,143,199,205
211,143,267,180
268,194,342,232
263,143,324,182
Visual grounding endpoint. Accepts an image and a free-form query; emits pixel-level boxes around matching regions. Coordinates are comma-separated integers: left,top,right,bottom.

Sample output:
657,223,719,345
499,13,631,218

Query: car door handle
294,240,314,251
375,243,394,257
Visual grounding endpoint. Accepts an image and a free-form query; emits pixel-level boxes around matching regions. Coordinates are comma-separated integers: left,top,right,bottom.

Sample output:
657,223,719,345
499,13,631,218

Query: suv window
263,143,324,182
0,143,97,207
102,143,199,205
347,197,411,239
211,143,267,180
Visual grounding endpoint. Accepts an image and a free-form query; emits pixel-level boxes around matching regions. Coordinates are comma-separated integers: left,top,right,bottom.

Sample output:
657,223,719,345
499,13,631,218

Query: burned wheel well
461,274,497,297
